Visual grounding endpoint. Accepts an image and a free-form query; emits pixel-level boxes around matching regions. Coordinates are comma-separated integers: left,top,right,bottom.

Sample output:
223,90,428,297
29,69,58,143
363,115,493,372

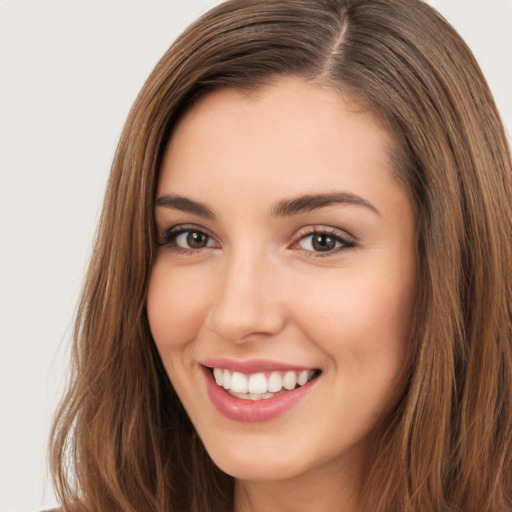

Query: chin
208,449,309,482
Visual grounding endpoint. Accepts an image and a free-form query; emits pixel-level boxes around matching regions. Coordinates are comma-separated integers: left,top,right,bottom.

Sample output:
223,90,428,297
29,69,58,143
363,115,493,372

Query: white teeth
248,373,267,394
283,371,297,390
230,391,275,400
267,372,283,392
213,368,223,386
297,370,310,386
230,372,248,393
212,368,317,399
222,369,232,390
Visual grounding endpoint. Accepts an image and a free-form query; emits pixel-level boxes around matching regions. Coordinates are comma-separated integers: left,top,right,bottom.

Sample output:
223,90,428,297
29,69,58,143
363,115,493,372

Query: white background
0,1,510,510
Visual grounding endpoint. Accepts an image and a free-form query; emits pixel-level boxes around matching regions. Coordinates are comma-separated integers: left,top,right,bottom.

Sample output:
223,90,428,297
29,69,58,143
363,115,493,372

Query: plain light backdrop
1,1,511,510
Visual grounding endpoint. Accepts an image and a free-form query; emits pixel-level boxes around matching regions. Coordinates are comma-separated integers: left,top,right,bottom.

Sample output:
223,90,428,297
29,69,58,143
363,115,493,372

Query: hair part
50,1,512,511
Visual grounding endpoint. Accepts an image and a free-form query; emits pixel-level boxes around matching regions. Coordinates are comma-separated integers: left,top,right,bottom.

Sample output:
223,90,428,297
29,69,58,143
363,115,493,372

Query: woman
49,0,512,511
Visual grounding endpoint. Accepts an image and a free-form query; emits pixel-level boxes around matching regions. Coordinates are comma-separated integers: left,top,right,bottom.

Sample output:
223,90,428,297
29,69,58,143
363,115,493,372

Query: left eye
298,232,353,253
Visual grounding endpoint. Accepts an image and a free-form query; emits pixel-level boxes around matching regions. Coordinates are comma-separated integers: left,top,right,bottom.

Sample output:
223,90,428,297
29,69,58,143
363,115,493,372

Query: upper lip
200,358,319,374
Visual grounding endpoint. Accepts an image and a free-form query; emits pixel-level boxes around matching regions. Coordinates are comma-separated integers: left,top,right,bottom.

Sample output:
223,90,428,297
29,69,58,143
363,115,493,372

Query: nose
206,247,286,343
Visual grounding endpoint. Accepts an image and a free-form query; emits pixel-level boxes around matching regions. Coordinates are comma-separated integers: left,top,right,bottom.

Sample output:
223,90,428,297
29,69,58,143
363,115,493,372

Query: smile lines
211,368,318,400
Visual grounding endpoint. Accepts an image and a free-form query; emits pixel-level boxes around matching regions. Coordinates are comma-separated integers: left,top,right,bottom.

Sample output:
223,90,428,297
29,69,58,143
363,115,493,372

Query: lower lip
203,367,318,423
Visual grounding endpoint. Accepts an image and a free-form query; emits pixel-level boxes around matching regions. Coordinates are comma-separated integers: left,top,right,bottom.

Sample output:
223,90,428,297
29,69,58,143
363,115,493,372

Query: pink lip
201,364,319,423
201,357,315,374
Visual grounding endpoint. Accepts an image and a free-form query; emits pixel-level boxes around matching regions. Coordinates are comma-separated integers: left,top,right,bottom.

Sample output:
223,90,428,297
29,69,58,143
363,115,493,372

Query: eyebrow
155,191,380,219
155,193,216,219
272,192,380,217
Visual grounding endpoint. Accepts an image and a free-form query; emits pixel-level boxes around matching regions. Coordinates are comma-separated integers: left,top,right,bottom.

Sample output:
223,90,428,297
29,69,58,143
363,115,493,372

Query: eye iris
312,233,336,251
187,231,208,249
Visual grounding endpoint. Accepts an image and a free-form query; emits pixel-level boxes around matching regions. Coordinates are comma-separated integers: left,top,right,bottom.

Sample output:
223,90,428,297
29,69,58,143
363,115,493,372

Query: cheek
146,262,210,354
293,259,416,364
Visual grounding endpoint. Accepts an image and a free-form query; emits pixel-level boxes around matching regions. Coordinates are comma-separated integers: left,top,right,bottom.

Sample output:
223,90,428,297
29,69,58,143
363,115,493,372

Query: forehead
159,77,400,210
168,78,392,154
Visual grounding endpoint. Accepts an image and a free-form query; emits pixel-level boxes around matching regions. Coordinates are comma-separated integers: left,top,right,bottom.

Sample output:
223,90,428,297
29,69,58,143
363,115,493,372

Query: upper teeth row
212,368,315,394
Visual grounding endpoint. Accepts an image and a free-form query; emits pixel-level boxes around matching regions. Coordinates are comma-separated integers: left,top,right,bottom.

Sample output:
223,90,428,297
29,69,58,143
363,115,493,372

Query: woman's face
147,78,417,485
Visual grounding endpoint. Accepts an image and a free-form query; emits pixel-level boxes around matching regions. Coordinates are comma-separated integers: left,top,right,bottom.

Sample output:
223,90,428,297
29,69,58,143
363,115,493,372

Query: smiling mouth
208,367,321,401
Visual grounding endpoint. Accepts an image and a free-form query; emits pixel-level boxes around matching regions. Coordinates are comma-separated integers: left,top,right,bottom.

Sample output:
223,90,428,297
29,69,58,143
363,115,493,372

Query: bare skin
147,77,417,512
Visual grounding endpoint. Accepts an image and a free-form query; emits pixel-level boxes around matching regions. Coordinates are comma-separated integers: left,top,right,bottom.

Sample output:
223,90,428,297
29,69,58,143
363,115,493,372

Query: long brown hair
50,1,512,510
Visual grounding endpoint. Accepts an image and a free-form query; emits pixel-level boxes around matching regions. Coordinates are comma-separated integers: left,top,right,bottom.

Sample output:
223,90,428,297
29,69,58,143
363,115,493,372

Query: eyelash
157,224,356,257
157,224,216,255
294,227,356,257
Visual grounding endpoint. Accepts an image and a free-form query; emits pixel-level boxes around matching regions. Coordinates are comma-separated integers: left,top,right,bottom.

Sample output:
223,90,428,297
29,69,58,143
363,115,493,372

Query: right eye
174,230,212,249
158,226,219,253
